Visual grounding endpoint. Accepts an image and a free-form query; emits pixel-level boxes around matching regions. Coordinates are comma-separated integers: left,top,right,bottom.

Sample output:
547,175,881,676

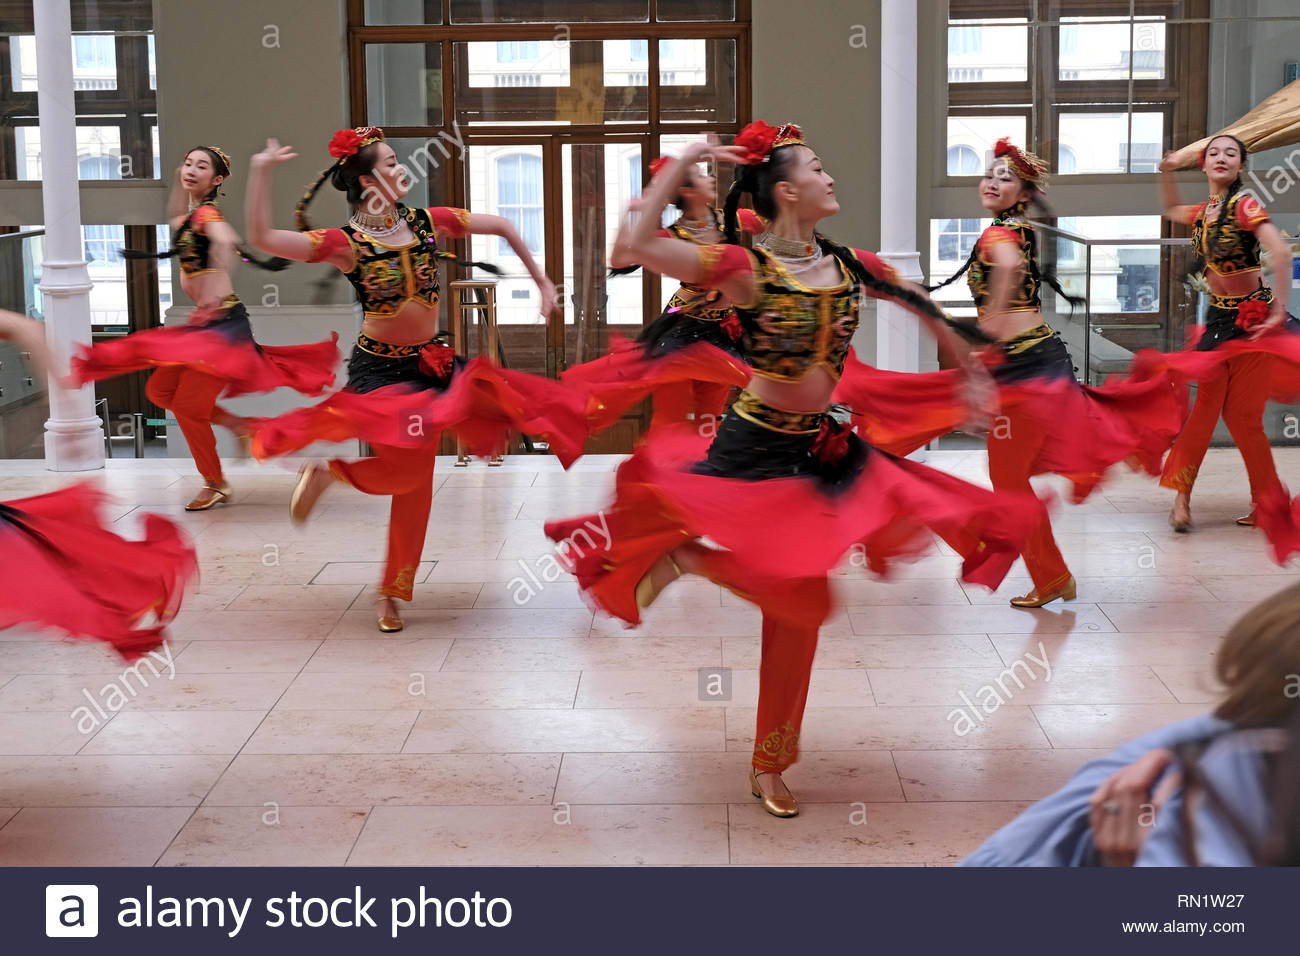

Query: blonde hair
1215,582,1300,727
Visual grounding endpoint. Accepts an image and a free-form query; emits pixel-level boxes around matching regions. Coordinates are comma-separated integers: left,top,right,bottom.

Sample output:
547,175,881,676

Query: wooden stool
449,279,503,466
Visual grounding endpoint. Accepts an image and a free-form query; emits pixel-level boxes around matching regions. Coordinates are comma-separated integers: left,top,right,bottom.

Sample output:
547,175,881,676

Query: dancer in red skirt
244,128,584,633
545,126,1042,817
69,146,339,511
574,153,765,433
873,138,1189,607
1138,135,1300,542
0,311,197,660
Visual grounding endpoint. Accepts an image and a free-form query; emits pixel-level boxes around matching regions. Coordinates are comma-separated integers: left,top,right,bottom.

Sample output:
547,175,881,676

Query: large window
348,1,749,450
494,152,543,255
0,0,158,181
945,1,1207,180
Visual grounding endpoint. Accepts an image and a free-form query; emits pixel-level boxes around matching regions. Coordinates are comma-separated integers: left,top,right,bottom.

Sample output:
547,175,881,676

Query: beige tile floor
0,447,1293,866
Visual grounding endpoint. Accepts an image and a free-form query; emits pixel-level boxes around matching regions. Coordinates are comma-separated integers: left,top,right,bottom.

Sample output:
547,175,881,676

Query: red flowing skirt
834,345,1189,503
561,337,751,433
0,483,197,659
70,299,339,398
543,421,1044,627
1130,322,1300,402
251,357,591,468
1133,319,1300,563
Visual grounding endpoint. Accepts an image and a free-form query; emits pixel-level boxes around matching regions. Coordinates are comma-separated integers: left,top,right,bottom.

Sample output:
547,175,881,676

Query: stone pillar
36,0,104,471
876,0,923,376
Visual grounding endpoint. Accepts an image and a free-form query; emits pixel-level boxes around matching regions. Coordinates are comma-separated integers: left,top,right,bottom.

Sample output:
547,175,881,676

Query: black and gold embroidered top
176,201,225,278
729,248,868,382
1192,193,1271,276
967,211,1040,316
659,208,765,322
305,206,471,320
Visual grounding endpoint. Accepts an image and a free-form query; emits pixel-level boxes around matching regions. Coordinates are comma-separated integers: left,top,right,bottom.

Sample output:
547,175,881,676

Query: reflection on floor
0,448,1290,866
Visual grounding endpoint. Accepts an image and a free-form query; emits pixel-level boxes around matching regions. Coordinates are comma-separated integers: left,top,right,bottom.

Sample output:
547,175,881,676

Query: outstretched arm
245,139,353,271
611,143,756,306
1158,151,1199,226
887,277,995,425
0,310,49,380
464,213,557,318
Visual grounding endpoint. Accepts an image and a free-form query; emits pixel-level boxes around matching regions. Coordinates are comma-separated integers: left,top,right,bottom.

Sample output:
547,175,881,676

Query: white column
36,0,104,471
876,0,922,376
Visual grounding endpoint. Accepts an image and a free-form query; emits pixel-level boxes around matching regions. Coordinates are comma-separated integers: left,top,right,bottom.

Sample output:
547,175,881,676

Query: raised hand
251,138,297,168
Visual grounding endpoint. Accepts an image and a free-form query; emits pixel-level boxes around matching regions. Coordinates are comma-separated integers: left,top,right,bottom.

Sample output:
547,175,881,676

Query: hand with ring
1087,748,1182,866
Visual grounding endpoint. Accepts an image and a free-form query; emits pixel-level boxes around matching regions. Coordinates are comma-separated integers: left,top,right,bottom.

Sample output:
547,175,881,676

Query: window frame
0,8,158,182
944,0,1209,185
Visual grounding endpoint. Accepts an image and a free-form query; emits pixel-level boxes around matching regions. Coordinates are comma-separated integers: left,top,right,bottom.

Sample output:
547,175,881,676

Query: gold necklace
756,230,817,258
350,206,402,236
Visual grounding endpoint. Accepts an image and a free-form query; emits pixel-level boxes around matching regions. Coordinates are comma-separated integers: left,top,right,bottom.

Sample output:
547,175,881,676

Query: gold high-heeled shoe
634,553,682,609
749,768,799,818
376,597,404,633
1009,575,1077,608
1235,510,1255,527
289,461,330,525
185,484,232,511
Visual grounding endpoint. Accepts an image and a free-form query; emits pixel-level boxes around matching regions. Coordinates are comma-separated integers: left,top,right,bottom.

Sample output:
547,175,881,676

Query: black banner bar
5,866,1296,953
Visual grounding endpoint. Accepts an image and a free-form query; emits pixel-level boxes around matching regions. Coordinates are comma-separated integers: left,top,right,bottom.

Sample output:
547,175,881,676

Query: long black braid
122,204,291,272
722,150,995,344
927,194,1085,312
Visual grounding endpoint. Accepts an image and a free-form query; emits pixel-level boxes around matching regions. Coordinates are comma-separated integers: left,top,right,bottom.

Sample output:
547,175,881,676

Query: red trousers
987,410,1071,593
687,546,826,773
649,380,731,431
1160,353,1280,500
146,366,229,485
330,444,437,601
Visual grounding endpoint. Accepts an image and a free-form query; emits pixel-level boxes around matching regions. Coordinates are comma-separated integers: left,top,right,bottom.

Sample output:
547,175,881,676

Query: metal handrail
0,229,46,242
1021,221,1191,378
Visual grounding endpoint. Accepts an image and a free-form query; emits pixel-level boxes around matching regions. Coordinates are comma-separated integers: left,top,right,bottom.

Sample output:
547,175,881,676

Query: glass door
462,136,561,378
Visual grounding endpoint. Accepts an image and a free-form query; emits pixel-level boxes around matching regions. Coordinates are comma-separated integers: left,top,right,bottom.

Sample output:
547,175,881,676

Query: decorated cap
733,121,806,166
992,137,1049,191
328,126,385,160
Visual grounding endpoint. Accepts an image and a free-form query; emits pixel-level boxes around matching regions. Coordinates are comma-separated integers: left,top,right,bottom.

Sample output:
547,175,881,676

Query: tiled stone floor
0,447,1292,866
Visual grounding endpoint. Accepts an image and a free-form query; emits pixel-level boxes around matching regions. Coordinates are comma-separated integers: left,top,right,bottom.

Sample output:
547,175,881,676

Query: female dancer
244,128,581,633
69,146,339,510
867,139,1187,606
1149,135,1299,533
545,125,1043,817
0,310,197,659
585,154,764,431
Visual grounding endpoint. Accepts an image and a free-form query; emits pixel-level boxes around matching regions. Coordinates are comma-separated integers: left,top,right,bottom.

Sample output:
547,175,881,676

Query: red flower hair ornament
992,137,1049,192
328,127,384,160
732,121,805,166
